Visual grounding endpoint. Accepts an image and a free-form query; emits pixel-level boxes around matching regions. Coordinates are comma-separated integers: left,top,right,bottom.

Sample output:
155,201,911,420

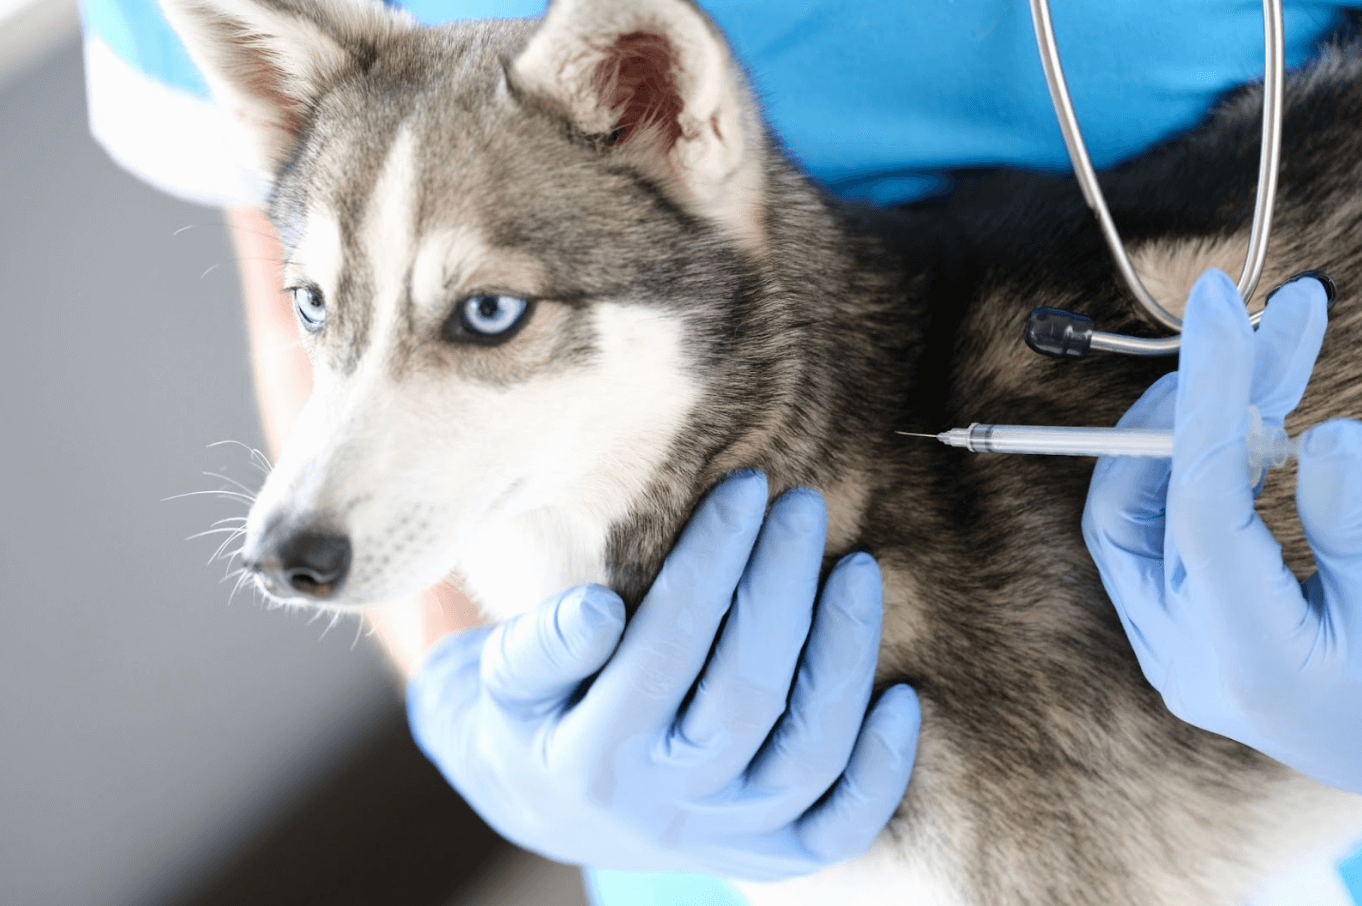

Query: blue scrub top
81,0,1348,204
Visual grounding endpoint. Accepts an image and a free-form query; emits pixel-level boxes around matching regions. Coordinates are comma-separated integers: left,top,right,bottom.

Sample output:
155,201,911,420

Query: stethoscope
1022,0,1285,358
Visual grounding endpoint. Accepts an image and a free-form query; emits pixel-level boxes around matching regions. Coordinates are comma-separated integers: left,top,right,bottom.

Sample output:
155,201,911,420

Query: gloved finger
1083,372,1177,560
671,489,825,785
1168,269,1260,570
1250,275,1329,422
745,552,882,811
1297,419,1362,644
481,584,626,718
1082,374,1176,675
583,471,769,735
794,684,919,865
1168,271,1308,667
406,624,497,759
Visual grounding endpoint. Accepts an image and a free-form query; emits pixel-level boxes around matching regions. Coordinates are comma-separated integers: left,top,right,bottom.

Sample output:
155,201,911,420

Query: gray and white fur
160,0,1362,902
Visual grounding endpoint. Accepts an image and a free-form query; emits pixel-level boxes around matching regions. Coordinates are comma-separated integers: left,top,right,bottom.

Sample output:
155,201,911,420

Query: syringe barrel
962,424,1175,457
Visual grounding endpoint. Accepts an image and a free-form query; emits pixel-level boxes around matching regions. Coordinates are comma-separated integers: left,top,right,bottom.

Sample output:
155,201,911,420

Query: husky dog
162,0,1362,902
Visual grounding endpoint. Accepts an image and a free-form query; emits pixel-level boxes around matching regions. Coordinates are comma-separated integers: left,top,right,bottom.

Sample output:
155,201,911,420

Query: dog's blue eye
460,294,529,337
292,286,326,332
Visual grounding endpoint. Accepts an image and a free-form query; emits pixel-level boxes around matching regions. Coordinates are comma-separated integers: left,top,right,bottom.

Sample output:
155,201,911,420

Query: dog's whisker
207,516,249,527
227,569,254,606
207,531,248,565
319,609,344,639
222,573,249,599
206,439,274,475
202,471,259,499
198,530,247,565
187,526,247,541
163,488,257,504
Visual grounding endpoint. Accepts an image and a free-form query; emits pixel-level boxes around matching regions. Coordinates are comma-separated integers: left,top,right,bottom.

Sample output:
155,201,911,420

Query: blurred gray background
0,3,585,904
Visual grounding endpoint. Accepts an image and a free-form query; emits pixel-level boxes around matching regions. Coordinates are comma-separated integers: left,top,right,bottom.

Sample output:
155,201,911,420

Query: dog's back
719,41,1362,904
160,0,1362,902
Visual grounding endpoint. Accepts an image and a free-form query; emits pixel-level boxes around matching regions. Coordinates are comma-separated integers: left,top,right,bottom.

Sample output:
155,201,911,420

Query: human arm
1083,269,1362,793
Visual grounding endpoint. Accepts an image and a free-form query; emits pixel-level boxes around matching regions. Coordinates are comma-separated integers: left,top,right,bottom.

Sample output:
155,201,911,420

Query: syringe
901,406,1298,484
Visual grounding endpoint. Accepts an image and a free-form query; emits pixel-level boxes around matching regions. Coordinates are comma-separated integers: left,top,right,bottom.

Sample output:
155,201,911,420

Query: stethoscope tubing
1028,0,1285,354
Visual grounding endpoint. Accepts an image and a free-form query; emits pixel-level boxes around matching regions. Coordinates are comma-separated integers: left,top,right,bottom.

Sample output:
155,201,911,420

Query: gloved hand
407,471,921,880
1083,269,1362,794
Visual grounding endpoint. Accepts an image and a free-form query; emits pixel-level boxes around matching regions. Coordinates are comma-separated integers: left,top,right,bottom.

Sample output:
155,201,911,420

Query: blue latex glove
408,472,921,880
1084,269,1362,794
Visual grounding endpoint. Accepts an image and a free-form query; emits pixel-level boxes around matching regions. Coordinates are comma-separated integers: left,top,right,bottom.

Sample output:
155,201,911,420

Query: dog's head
164,0,779,614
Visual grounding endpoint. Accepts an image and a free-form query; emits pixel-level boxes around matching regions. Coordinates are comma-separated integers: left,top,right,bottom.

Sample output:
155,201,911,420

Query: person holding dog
81,0,1362,904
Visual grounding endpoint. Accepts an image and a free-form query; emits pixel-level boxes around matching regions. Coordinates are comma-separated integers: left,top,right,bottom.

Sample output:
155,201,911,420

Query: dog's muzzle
244,525,352,602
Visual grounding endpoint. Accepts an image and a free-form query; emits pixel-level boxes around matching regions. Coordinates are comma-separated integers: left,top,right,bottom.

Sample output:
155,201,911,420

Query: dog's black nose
273,531,351,599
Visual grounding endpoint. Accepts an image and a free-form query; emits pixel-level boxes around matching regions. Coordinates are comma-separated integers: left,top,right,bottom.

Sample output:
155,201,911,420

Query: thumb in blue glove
1083,268,1362,793
407,472,921,880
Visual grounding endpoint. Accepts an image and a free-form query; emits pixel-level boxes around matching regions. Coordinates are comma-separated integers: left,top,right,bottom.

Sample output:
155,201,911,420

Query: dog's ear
509,0,766,241
160,0,411,176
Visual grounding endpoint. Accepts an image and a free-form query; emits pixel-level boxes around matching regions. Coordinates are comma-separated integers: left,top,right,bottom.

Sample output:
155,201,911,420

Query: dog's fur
162,0,1362,902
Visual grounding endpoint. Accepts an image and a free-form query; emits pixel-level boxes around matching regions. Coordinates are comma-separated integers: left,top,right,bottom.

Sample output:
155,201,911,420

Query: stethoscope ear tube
1025,0,1285,357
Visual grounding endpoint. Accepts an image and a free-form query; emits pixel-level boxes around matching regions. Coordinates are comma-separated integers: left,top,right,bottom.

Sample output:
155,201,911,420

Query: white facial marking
364,124,420,350
452,301,700,618
412,225,491,314
288,210,343,299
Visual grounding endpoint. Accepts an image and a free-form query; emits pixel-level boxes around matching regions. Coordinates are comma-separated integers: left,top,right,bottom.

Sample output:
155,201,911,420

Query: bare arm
226,206,481,678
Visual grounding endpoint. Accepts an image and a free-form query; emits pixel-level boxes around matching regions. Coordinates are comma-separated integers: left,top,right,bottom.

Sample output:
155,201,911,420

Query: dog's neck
603,164,945,607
